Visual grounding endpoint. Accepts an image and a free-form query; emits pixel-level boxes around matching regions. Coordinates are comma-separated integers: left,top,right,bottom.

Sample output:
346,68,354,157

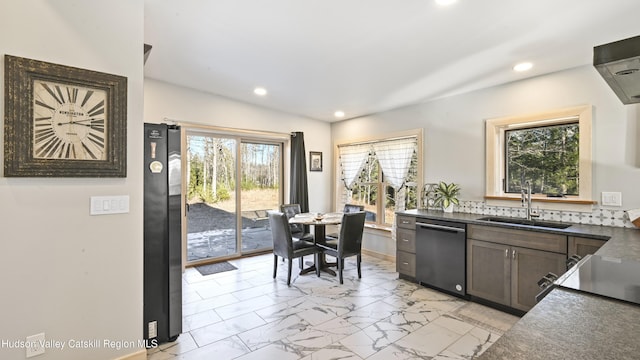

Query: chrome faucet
521,181,540,220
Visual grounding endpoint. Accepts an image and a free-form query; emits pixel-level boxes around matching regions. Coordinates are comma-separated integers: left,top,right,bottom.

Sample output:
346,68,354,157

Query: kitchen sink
478,216,572,229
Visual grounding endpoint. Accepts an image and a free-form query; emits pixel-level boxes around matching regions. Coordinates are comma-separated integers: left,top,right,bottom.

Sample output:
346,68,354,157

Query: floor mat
195,262,237,276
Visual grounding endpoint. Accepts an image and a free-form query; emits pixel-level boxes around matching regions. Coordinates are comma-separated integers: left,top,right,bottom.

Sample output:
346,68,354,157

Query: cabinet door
511,246,566,311
467,239,511,306
568,236,606,258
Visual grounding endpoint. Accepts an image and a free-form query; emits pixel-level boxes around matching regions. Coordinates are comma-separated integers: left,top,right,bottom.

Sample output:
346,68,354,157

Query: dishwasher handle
416,222,466,233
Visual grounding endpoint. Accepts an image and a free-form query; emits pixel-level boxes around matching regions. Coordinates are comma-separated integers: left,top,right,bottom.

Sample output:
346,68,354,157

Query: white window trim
485,105,594,211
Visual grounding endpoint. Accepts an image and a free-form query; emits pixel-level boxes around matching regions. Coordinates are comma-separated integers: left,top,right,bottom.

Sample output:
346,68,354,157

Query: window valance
338,136,417,190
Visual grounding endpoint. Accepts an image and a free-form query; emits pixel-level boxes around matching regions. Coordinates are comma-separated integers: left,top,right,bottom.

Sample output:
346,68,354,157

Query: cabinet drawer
397,250,416,277
397,215,416,230
397,228,416,253
468,224,567,254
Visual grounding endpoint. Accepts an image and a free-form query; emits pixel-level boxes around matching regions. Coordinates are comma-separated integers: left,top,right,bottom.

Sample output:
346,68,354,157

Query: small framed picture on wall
309,151,322,172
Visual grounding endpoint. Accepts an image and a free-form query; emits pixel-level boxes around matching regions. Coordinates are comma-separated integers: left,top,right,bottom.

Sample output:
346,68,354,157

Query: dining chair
317,212,366,284
269,211,320,286
279,203,314,269
326,203,365,241
280,204,314,242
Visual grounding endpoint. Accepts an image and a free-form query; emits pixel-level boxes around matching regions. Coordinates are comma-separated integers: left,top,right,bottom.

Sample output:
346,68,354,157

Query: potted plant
434,181,460,213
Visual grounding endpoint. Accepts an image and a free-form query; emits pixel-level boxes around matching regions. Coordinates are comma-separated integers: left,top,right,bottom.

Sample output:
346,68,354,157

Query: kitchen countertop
397,209,640,359
400,209,640,260
478,288,640,360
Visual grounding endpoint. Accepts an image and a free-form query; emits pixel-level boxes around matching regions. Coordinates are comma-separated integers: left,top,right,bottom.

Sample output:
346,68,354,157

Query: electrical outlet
601,192,622,206
148,321,158,338
26,333,45,358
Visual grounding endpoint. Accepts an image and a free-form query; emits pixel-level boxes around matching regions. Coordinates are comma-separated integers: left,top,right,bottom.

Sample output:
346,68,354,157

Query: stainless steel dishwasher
415,218,466,297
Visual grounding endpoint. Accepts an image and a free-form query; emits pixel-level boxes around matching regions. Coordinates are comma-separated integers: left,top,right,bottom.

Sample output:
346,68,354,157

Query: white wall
143,78,333,212
0,1,144,359
332,65,640,209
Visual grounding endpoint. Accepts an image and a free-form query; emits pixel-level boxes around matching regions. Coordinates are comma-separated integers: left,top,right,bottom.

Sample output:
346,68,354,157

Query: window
505,122,579,196
336,131,422,227
351,153,381,221
486,105,593,206
350,151,418,225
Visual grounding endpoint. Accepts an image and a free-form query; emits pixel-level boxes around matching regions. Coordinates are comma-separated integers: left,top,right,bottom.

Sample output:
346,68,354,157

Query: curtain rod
336,135,417,147
162,117,291,140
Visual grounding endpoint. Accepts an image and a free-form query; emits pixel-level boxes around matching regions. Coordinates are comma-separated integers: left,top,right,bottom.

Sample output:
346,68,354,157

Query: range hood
593,35,640,104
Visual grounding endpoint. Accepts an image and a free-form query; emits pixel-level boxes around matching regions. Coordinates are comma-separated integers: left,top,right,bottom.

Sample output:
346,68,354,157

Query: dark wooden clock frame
4,55,127,177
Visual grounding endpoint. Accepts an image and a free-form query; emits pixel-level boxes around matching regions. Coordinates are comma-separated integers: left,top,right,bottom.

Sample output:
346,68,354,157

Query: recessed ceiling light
334,111,345,118
254,87,267,96
435,0,457,6
513,62,533,72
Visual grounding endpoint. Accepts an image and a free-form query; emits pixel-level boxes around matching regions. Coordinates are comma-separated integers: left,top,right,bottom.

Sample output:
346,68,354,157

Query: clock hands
56,118,103,127
59,122,95,128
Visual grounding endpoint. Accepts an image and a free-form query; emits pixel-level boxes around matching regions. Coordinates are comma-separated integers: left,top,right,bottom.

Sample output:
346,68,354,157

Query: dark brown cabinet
467,225,567,312
568,236,606,258
510,246,566,311
467,239,511,305
396,215,416,279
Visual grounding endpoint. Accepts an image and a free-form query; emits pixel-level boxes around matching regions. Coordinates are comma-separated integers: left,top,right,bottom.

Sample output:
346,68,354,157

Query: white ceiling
144,0,640,122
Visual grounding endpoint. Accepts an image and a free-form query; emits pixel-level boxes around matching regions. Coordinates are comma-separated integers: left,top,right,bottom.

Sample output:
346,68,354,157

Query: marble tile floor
147,253,520,360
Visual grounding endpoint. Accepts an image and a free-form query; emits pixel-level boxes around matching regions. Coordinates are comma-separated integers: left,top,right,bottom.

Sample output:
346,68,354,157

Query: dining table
289,212,343,276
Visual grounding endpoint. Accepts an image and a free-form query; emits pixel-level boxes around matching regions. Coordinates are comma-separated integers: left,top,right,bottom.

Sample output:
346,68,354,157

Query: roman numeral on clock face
87,100,105,117
41,83,64,105
34,129,62,158
35,99,56,112
81,90,94,107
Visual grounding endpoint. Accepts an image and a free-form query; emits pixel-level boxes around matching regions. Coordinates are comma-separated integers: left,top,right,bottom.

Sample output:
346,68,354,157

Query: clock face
32,80,108,160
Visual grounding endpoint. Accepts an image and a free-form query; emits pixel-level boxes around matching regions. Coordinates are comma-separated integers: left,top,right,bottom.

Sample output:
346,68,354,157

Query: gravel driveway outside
186,202,272,261
187,202,269,233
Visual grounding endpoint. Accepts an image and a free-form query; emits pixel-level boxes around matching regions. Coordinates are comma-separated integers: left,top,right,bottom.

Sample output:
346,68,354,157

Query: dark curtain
290,132,309,230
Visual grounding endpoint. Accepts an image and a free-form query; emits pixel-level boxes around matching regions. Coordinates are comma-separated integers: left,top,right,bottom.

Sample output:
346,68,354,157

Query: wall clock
4,55,127,177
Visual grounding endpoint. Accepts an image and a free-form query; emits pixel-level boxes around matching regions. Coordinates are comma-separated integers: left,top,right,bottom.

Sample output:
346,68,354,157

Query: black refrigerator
143,123,182,344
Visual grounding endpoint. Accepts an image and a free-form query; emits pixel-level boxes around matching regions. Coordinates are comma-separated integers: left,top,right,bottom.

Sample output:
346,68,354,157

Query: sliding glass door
240,141,280,253
185,130,282,265
185,134,238,263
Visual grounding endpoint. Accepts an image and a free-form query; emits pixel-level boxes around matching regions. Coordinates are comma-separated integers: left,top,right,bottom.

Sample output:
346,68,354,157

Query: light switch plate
90,195,130,215
601,192,622,206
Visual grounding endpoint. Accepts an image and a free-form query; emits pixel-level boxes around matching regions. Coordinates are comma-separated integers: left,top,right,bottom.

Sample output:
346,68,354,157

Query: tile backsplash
454,200,635,228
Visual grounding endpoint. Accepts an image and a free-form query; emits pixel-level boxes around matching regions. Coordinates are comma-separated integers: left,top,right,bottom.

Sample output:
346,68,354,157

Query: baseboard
113,349,146,360
362,248,395,262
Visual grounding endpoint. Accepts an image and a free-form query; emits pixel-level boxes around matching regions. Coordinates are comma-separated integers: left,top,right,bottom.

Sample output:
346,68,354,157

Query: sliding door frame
179,124,290,270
